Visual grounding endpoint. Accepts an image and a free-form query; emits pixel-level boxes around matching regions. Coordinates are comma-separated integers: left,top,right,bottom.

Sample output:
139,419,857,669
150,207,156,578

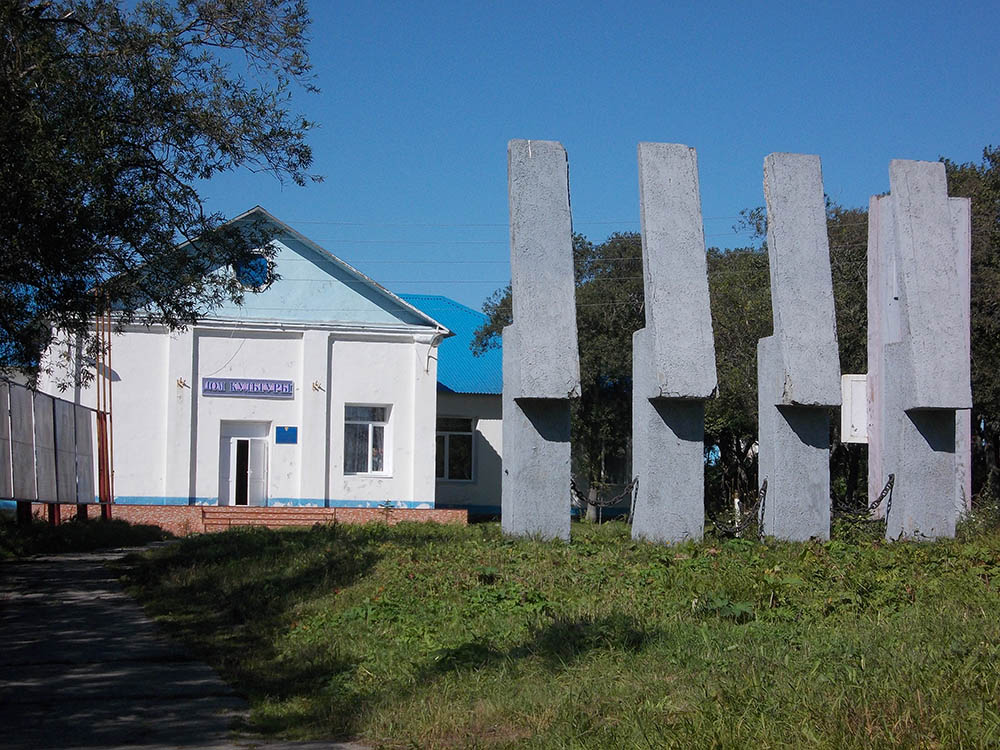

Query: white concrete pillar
630,143,717,544
164,328,195,502
411,333,441,505
868,161,972,539
299,330,331,504
501,139,580,541
758,153,841,541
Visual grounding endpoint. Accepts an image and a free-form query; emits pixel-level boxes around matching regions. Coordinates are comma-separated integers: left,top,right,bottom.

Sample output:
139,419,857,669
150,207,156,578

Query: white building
400,295,503,516
38,207,501,511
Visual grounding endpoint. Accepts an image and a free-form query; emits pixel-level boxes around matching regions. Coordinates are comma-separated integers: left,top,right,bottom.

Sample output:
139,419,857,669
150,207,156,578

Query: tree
702,245,770,512
945,146,1000,500
0,0,318,378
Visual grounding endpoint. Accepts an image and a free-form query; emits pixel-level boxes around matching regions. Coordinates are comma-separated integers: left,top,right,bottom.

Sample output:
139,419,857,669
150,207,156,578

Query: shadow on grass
0,517,172,559
118,522,396,739
427,612,657,675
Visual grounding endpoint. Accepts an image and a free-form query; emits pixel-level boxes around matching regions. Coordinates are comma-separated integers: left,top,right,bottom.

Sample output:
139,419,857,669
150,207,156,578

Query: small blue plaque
275,426,298,444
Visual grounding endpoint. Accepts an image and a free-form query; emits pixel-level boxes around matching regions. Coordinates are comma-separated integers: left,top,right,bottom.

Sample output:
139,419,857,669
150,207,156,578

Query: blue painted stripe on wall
268,498,435,510
114,496,216,506
20,496,439,509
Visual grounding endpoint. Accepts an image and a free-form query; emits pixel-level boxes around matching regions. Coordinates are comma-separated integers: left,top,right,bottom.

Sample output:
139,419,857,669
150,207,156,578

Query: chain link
571,477,639,509
710,479,768,539
867,473,895,520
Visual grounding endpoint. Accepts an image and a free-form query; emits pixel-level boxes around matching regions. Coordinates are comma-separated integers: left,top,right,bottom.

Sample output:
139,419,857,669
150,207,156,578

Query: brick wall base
31,503,468,537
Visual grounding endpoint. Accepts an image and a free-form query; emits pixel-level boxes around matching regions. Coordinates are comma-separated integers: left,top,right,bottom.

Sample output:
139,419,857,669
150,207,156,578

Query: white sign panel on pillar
841,375,868,444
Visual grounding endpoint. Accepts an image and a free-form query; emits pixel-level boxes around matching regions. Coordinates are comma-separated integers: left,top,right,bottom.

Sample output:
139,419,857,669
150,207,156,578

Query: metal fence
0,381,99,520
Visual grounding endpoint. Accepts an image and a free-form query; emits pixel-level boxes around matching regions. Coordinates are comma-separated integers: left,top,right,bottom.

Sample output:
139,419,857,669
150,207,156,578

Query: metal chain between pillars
710,479,768,540
867,473,895,522
571,477,639,509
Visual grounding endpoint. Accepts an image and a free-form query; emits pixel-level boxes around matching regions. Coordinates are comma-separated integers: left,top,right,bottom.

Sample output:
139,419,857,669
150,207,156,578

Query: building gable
209,207,444,330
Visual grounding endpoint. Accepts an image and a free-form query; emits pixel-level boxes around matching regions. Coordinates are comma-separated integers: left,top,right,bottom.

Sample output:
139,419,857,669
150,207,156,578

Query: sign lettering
201,378,295,400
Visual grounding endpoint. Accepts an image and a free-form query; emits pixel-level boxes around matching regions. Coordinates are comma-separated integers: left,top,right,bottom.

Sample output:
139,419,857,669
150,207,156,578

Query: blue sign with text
275,426,298,444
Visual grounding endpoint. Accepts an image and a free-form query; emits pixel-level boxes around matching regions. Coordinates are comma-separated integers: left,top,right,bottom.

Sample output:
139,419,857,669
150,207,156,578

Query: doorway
219,421,270,506
231,438,267,506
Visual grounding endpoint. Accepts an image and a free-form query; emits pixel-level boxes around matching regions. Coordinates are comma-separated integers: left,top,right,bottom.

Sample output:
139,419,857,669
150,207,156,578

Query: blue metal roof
400,295,502,395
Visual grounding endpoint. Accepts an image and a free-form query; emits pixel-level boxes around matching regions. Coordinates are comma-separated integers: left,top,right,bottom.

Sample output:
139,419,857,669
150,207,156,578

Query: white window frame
436,416,475,483
344,404,391,476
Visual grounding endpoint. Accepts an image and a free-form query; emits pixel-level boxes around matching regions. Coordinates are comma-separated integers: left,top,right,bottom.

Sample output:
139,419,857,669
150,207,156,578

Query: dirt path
0,545,365,750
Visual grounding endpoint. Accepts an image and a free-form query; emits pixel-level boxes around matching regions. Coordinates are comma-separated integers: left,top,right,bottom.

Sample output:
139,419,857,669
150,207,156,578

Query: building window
344,405,389,474
436,417,473,481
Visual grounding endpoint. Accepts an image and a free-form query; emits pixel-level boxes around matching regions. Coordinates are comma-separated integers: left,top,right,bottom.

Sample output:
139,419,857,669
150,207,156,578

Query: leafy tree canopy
0,0,318,377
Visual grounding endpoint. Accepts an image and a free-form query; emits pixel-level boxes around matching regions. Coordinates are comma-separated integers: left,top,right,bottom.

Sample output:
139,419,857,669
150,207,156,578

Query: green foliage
0,0,317,378
123,521,1000,748
703,246,771,509
0,515,171,558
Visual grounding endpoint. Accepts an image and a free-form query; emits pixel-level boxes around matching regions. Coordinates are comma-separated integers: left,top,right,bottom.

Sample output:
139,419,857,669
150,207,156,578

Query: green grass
118,518,1000,749
0,515,172,559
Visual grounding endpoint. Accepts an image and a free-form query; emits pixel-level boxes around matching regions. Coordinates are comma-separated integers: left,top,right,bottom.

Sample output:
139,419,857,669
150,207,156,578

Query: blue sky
202,0,999,310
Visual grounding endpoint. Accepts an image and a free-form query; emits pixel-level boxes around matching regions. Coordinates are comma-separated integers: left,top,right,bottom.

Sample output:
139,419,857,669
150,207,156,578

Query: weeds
121,519,1000,748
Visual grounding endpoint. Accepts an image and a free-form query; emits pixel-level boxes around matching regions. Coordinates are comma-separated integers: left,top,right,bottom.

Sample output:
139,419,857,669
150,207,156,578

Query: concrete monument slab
501,140,580,541
630,143,717,544
758,153,840,541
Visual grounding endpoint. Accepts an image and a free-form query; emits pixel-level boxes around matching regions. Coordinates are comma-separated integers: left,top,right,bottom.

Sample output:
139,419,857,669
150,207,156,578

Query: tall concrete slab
757,153,840,541
0,383,12,500
952,196,973,514
9,384,36,501
888,161,970,411
763,153,840,406
630,143,717,544
635,143,717,400
506,139,579,400
501,140,580,541
33,392,57,503
867,162,970,539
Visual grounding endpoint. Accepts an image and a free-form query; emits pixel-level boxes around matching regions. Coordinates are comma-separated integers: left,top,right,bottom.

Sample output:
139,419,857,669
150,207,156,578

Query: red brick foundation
31,503,467,536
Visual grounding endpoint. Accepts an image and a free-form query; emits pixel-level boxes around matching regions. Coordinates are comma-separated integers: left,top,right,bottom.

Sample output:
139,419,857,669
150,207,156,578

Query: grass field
119,517,1000,749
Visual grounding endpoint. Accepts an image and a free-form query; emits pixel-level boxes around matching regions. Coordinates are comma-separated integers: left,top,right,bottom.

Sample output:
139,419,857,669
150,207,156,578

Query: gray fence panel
33,392,57,503
54,398,77,503
75,405,95,503
9,385,36,501
0,384,12,499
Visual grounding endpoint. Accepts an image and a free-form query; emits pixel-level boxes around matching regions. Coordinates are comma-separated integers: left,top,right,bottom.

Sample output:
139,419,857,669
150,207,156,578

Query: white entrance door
228,438,268,506
218,421,271,506
248,439,267,506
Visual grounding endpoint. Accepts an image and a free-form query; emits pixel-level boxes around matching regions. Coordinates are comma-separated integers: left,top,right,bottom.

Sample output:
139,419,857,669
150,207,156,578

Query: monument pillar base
758,337,832,541
500,394,572,541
